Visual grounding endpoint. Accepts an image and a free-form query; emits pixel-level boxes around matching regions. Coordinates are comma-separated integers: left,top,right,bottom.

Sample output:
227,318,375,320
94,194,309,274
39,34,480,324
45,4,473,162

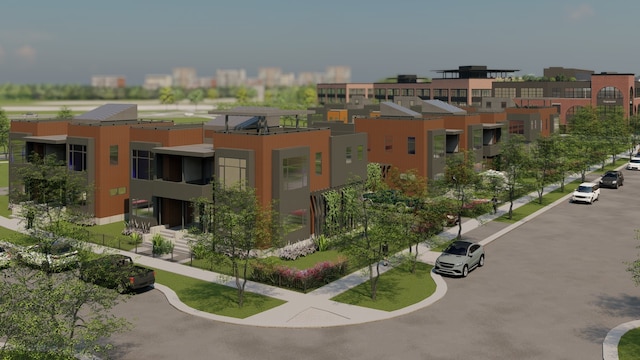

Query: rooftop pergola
208,107,316,133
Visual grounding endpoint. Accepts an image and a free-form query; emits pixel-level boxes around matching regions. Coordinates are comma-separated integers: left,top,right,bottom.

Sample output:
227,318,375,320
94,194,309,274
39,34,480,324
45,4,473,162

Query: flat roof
153,143,214,157
482,123,504,129
22,135,67,144
209,107,315,117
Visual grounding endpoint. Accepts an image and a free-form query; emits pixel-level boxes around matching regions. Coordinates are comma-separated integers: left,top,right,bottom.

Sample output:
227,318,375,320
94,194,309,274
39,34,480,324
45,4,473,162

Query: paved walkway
0,163,633,358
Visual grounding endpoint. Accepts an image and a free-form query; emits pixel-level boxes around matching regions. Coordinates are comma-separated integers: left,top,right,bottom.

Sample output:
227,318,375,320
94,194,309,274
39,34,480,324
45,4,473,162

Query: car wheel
479,254,485,267
462,265,469,278
615,184,619,189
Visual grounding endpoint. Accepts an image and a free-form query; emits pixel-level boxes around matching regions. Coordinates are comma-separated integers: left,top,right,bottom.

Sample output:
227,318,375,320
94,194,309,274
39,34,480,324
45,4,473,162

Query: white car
17,239,79,271
628,157,640,170
571,182,600,204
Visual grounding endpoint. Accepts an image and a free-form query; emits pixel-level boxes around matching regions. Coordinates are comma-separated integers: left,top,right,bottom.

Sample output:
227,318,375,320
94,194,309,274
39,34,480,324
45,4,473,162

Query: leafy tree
496,134,531,218
235,87,249,103
443,151,482,239
189,180,280,307
187,89,205,111
0,107,9,157
10,153,95,253
173,87,185,109
530,136,562,204
365,162,386,193
0,265,131,358
56,105,73,120
600,107,629,164
327,183,405,300
206,88,219,100
566,106,601,182
159,87,174,109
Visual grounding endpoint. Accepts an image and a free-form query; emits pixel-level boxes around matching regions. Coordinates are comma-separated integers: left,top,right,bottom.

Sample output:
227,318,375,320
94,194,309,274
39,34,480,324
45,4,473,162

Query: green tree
56,105,73,120
189,180,280,307
206,88,219,100
187,89,205,111
600,107,628,164
497,134,530,218
0,107,9,157
159,87,175,109
530,136,562,204
0,265,131,358
10,153,95,250
235,87,249,103
443,151,482,239
566,106,601,182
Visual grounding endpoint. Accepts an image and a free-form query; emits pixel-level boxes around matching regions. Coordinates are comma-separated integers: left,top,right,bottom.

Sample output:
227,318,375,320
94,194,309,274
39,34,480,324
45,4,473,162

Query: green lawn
85,221,138,251
154,268,286,318
0,162,7,187
331,261,436,311
619,328,640,360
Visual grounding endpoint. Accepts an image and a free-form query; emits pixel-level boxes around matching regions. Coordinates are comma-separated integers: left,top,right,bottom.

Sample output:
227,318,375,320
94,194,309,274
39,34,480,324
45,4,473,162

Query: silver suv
434,240,485,277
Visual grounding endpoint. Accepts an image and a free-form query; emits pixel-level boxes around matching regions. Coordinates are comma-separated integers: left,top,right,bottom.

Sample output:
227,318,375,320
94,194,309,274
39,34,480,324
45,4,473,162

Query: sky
1,0,639,85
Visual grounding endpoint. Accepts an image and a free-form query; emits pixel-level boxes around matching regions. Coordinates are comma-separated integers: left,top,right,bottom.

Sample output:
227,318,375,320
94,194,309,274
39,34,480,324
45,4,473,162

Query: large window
219,157,247,188
10,139,26,164
407,137,416,155
357,145,364,160
494,88,516,98
521,88,544,98
282,156,307,190
433,134,445,158
110,145,118,165
597,86,623,99
132,149,153,180
68,144,87,171
346,147,352,164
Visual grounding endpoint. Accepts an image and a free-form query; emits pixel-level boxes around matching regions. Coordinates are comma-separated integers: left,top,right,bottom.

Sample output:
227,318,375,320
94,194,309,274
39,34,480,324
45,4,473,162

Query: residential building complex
12,64,639,244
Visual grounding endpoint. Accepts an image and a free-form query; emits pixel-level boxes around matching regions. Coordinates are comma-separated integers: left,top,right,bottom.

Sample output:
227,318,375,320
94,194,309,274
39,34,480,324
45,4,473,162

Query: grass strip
153,268,286,318
331,261,436,311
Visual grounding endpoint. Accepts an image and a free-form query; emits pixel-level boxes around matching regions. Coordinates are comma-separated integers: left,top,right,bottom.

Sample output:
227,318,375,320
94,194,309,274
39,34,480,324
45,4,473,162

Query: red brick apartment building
9,104,367,243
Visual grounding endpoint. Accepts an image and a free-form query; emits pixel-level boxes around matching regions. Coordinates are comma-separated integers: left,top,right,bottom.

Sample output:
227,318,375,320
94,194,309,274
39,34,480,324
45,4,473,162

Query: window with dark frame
408,137,416,155
110,145,118,165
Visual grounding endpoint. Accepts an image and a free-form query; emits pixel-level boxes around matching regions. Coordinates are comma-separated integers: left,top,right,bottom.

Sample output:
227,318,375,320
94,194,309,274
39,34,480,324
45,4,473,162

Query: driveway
109,169,640,360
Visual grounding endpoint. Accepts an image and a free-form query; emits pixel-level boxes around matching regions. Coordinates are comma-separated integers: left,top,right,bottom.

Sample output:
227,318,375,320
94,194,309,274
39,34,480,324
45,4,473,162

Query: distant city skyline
2,1,640,85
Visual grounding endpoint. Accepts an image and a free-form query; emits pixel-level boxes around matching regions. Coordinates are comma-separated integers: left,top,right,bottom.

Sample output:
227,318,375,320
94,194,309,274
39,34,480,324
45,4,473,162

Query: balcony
483,143,501,157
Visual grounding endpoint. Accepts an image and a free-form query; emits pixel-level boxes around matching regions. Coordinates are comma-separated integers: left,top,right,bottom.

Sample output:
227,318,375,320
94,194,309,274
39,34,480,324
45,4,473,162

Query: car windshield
577,185,593,193
603,174,617,179
444,243,468,256
631,159,640,164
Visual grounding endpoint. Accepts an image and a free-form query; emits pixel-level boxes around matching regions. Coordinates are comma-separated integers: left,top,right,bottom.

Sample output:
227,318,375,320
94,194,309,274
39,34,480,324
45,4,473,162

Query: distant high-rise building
258,67,282,88
143,74,173,90
297,72,324,86
91,75,126,88
172,67,197,88
216,69,247,87
324,66,351,83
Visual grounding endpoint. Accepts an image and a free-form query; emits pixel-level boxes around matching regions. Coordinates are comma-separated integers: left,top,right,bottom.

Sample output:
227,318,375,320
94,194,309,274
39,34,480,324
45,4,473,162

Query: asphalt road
108,169,640,360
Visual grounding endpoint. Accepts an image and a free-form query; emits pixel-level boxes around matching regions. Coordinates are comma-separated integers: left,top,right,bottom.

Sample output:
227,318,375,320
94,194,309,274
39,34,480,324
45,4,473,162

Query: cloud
15,45,36,64
567,4,595,21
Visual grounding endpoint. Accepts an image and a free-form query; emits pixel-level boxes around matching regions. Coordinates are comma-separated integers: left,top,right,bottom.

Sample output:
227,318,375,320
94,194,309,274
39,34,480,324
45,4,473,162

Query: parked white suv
628,156,640,170
571,182,600,204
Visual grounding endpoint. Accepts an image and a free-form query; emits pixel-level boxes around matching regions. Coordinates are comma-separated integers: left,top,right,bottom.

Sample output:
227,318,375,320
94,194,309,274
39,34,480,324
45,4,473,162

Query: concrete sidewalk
0,180,571,328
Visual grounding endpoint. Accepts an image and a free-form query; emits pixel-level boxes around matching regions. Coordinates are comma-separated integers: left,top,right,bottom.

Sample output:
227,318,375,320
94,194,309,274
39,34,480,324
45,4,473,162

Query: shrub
314,235,331,252
278,240,317,260
152,233,174,257
252,256,349,292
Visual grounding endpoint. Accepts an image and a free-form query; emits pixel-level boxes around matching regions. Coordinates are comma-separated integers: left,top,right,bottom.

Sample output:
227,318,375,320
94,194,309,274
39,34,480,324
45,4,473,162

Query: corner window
68,144,87,171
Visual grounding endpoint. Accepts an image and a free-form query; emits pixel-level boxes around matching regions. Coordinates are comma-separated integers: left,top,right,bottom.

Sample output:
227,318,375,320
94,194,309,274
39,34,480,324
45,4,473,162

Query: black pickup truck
81,254,155,293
